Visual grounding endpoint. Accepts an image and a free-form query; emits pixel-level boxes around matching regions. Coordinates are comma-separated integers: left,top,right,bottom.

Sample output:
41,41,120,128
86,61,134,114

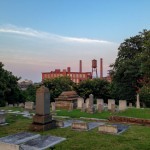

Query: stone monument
30,86,56,131
136,93,140,108
86,94,95,114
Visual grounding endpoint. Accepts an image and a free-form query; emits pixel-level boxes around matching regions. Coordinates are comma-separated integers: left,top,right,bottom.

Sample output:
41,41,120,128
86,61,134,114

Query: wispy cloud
0,24,116,44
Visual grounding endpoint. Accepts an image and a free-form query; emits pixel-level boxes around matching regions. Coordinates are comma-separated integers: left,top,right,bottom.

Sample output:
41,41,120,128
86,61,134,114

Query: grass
116,108,150,119
1,107,150,149
56,109,111,119
56,108,150,120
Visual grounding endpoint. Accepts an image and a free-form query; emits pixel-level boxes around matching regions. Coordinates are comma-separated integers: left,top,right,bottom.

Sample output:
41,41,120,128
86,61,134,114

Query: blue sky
0,0,150,82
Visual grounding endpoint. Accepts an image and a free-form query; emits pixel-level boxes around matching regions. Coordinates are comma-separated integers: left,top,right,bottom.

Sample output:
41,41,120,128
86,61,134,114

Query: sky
0,0,150,82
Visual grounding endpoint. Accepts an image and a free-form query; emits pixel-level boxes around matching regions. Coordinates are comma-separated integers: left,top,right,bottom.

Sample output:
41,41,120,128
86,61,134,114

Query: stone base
98,125,118,134
30,120,56,131
33,114,52,124
71,122,89,130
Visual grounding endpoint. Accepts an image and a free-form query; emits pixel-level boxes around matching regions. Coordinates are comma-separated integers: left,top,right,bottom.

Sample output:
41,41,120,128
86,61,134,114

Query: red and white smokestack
100,58,103,78
79,60,82,73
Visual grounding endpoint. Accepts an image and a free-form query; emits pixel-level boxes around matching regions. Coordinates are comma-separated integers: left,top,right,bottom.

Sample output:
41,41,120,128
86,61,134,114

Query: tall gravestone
136,93,140,108
30,86,56,131
86,94,95,114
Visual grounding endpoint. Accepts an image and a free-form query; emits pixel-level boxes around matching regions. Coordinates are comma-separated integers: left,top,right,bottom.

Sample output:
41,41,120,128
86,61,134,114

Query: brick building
42,67,92,84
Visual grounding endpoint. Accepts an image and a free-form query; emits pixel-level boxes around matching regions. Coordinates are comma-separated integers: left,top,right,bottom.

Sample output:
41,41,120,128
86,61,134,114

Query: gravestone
99,125,118,134
111,104,115,113
77,97,84,109
72,122,89,130
119,100,127,111
25,102,34,110
86,94,95,114
19,103,24,108
0,132,66,150
51,102,56,112
8,104,13,107
108,99,115,110
129,103,132,107
14,104,18,107
30,86,56,131
21,135,66,150
0,111,6,125
81,103,86,112
136,93,140,108
0,132,40,150
97,99,104,110
98,104,103,113
85,98,90,108
72,121,105,131
98,124,129,135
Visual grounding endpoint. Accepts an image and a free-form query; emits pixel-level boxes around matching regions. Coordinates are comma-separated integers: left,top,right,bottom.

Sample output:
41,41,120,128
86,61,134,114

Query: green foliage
140,86,150,107
22,84,36,102
0,62,22,104
43,76,74,101
111,29,150,104
75,78,110,100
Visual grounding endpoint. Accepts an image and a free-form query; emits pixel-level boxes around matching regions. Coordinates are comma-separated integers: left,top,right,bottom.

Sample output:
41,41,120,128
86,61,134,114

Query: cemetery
0,85,150,150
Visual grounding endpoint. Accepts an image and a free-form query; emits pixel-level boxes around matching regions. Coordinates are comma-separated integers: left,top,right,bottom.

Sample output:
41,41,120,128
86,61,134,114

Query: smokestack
67,67,71,73
79,60,82,73
100,58,103,78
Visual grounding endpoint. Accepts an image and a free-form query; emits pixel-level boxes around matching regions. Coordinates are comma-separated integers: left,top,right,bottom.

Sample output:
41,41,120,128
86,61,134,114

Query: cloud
0,24,116,44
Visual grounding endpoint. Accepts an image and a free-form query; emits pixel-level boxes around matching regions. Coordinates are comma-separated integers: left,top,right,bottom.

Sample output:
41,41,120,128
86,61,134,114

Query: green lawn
1,107,150,149
56,108,150,120
0,112,150,150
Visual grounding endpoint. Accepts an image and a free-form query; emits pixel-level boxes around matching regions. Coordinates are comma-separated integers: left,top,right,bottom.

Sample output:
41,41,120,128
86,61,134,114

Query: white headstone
25,102,34,110
85,98,90,108
51,102,56,112
108,99,115,110
77,97,84,109
97,99,104,110
119,100,127,111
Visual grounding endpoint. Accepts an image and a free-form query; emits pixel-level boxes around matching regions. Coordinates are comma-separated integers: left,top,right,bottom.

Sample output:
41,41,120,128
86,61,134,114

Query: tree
111,30,150,104
75,78,110,101
43,76,74,101
0,62,21,105
22,84,36,102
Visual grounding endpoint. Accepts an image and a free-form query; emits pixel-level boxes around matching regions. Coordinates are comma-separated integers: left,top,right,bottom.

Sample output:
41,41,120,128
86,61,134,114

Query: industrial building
42,58,111,84
42,60,92,84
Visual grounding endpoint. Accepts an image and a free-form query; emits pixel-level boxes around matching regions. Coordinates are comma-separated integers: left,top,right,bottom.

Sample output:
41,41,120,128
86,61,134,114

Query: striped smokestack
79,60,82,73
100,58,103,78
